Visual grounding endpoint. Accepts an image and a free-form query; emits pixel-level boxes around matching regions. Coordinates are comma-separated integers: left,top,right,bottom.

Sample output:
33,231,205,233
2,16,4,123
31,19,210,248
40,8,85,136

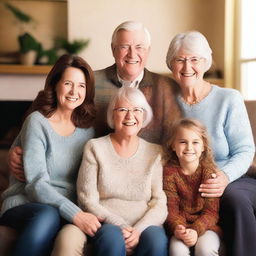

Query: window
234,0,256,99
240,0,256,99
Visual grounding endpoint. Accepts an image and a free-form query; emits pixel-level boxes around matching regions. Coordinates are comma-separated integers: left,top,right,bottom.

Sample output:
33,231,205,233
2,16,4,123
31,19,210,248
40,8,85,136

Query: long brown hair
28,54,96,128
164,118,217,170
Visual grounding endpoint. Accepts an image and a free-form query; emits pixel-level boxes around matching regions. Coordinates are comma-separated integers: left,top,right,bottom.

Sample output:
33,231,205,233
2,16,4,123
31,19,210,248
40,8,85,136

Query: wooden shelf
0,65,52,75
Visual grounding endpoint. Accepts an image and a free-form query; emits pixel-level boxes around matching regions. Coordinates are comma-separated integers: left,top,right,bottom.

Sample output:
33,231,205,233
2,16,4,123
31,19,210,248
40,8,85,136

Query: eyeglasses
114,107,144,115
115,44,147,53
173,57,203,66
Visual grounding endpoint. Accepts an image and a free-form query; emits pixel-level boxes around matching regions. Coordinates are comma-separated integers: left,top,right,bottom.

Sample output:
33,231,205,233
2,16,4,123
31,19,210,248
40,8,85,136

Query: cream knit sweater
77,135,167,233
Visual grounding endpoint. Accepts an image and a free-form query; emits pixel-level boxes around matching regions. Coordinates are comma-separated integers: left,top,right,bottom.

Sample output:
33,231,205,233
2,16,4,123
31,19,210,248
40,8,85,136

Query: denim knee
12,204,61,256
93,223,125,256
135,226,168,256
34,204,60,228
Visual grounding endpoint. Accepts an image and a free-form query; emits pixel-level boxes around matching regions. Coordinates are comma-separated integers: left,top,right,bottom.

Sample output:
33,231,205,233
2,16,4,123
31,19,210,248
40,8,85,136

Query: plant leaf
5,3,33,23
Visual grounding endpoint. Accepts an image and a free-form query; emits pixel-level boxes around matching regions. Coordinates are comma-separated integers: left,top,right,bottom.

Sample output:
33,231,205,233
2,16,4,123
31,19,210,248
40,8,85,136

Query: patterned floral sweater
163,165,221,236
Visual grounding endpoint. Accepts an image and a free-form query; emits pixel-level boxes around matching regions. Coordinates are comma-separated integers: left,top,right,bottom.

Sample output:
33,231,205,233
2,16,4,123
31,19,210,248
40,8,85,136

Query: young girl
163,118,221,256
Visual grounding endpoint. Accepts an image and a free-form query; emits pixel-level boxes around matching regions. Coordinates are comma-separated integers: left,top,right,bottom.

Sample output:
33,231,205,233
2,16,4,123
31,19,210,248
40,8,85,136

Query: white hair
111,21,151,48
107,87,153,129
166,31,212,72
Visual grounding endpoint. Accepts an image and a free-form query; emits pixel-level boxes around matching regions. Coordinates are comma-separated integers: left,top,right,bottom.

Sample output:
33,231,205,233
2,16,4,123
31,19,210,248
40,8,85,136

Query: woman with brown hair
0,54,100,256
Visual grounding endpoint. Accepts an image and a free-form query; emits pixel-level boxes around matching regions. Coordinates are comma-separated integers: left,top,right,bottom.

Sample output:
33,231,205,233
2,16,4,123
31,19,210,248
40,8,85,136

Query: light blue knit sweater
1,111,94,222
177,85,255,182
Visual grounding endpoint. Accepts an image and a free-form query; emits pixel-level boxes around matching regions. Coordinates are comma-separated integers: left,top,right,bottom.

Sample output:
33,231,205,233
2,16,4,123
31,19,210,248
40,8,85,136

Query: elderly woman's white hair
111,21,151,48
166,31,212,72
107,87,153,129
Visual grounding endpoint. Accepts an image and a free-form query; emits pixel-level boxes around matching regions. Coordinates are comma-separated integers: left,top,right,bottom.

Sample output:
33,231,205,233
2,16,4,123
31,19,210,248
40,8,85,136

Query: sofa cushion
245,100,256,146
0,225,18,256
0,149,9,208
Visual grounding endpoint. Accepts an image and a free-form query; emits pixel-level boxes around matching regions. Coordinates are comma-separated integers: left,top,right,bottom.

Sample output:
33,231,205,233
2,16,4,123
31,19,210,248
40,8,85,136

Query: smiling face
112,98,144,137
171,49,206,88
56,67,86,112
172,127,204,167
112,29,150,81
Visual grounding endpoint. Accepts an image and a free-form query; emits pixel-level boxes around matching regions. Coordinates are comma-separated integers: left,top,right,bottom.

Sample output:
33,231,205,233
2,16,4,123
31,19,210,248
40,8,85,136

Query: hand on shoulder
8,146,25,182
199,170,229,197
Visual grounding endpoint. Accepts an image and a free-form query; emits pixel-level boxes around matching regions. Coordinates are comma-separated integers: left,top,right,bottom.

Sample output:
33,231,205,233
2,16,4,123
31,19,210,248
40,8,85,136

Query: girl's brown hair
164,118,217,170
28,54,96,128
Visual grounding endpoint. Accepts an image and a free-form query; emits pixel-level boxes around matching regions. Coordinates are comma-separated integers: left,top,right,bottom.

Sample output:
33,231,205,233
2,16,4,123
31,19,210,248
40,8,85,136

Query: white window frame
225,0,256,99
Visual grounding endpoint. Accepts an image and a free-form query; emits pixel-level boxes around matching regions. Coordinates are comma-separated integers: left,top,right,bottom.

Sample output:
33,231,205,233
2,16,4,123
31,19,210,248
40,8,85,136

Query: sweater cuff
59,201,82,223
221,168,233,183
190,224,205,236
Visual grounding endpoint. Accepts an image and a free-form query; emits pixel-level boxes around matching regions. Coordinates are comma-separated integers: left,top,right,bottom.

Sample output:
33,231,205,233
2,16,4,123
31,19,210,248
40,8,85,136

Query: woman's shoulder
76,126,95,137
140,139,163,154
25,111,44,122
211,85,242,99
85,134,109,148
209,85,244,107
20,111,49,141
22,111,47,129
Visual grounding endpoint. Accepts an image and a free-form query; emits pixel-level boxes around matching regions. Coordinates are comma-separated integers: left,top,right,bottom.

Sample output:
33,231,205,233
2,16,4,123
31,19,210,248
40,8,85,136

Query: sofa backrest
245,100,256,146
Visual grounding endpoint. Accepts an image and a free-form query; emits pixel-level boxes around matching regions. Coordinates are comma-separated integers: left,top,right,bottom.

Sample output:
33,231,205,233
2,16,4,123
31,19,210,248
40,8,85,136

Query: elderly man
94,21,180,143
3,21,180,255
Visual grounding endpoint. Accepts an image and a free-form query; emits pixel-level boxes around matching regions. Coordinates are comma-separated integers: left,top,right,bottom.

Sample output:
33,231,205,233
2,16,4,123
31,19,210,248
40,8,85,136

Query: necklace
182,97,201,105
182,82,211,105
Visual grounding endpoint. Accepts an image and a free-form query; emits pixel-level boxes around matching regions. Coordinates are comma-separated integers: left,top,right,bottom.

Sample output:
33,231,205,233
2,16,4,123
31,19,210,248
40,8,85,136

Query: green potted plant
55,37,90,54
4,3,39,65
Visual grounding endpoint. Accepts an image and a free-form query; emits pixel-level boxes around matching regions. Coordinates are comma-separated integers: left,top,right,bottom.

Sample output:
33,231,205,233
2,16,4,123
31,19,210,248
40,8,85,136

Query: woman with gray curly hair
61,86,168,256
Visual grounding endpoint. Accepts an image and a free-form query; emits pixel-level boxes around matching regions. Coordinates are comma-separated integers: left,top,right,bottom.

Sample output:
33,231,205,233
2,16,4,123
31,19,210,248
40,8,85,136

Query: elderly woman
72,86,168,256
166,31,255,256
0,54,101,256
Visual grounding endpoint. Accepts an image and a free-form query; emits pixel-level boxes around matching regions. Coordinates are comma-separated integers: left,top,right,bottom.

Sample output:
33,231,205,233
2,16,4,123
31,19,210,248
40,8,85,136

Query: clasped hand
174,225,198,247
122,226,140,255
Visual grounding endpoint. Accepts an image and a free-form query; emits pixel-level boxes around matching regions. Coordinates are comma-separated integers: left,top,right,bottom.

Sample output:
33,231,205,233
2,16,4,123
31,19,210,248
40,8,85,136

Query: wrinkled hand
73,211,103,237
122,227,140,255
182,229,198,247
8,146,25,182
199,171,229,197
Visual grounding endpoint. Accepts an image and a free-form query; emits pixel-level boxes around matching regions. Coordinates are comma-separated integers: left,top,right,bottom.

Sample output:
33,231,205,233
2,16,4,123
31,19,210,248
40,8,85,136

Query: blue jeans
0,203,61,256
92,223,168,256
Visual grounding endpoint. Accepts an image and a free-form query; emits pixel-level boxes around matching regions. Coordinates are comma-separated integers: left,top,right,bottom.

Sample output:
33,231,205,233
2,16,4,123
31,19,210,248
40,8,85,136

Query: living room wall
0,0,225,102
68,0,225,75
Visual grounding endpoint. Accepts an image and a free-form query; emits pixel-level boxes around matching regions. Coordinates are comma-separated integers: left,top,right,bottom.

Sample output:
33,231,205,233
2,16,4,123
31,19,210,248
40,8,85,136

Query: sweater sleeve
221,91,255,182
133,153,168,233
189,169,220,236
21,114,81,223
10,132,22,148
163,166,187,234
77,140,129,228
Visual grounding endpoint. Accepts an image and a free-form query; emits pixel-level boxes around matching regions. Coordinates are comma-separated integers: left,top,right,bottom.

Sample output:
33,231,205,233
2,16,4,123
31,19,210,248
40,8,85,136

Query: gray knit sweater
77,135,168,233
1,111,94,222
